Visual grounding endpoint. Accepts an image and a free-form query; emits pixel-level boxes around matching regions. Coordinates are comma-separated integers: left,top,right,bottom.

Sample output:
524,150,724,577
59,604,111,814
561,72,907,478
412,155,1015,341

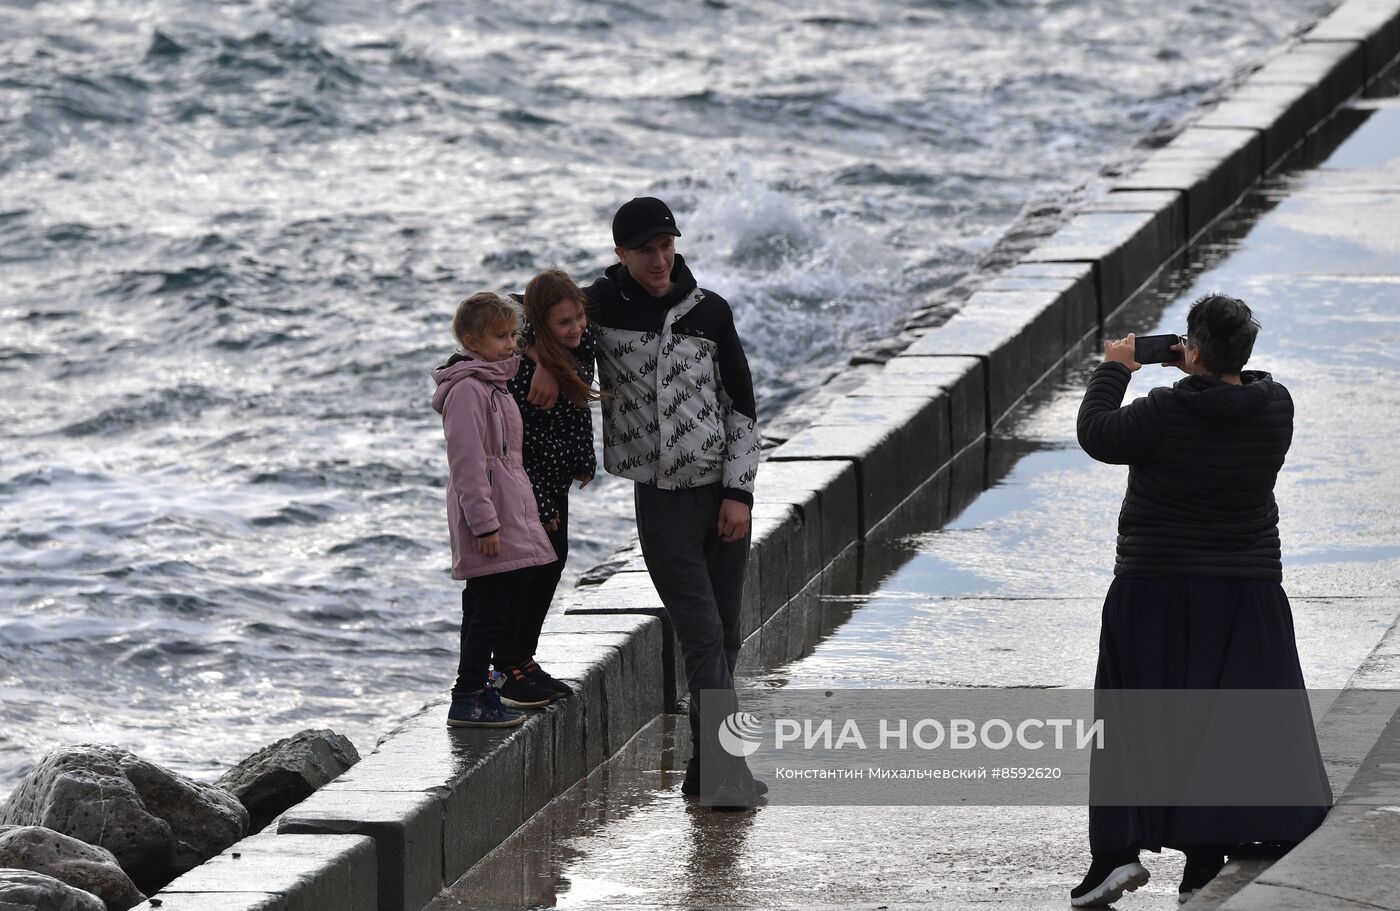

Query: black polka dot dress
506,325,599,524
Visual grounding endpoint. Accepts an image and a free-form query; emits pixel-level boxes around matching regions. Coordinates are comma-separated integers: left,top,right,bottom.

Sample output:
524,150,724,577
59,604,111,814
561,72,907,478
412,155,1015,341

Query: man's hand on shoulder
528,364,559,409
717,499,750,543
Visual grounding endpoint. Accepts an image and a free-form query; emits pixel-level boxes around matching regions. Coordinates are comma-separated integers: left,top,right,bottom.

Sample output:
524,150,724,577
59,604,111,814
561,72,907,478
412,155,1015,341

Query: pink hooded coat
432,354,556,580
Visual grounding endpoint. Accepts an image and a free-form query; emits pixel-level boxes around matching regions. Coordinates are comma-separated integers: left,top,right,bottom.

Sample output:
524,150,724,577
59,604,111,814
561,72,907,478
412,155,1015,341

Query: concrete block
984,274,1096,337
439,726,527,881
539,610,659,639
566,572,682,712
1086,189,1187,254
948,437,988,522
543,692,587,795
762,573,825,665
533,635,658,759
766,424,901,535
902,286,1078,430
861,355,986,455
736,625,762,676
343,704,527,883
865,463,952,574
819,545,862,637
534,621,666,738
354,705,496,784
784,592,809,663
963,288,1077,384
901,310,1028,432
141,834,375,911
528,660,606,776
797,574,824,659
1306,0,1400,81
741,562,762,642
573,538,648,579
783,593,810,665
998,261,1092,280
1242,804,1400,910
1292,101,1372,169
1221,880,1382,911
758,599,789,668
1314,687,1400,797
752,459,859,568
1179,858,1274,910
820,392,953,471
1022,207,1181,314
516,704,555,821
988,257,1100,340
1248,40,1367,116
278,790,442,911
1334,700,1400,807
751,501,800,618
795,391,954,526
863,466,952,587
572,568,664,611
1114,127,1262,238
752,482,821,594
1085,189,1182,214
1196,82,1330,172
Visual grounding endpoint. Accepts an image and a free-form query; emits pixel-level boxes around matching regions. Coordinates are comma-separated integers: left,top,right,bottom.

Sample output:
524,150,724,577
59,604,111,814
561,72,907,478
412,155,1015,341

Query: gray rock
0,868,105,911
0,746,248,894
0,827,144,911
215,730,360,834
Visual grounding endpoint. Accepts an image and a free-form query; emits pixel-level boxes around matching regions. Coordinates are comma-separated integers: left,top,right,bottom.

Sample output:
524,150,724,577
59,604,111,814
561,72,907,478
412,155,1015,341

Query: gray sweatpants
634,482,749,752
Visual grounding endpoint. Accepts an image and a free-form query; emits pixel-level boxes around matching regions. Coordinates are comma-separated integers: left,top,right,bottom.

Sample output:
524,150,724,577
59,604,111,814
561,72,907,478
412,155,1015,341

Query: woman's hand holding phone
1105,334,1143,372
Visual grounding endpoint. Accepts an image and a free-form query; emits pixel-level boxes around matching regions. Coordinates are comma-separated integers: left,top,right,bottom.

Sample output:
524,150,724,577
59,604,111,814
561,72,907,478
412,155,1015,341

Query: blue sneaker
447,687,525,728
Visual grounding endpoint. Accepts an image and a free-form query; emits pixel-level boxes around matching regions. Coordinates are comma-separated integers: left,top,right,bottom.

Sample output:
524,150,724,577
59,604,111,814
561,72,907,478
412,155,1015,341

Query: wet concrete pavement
428,85,1400,911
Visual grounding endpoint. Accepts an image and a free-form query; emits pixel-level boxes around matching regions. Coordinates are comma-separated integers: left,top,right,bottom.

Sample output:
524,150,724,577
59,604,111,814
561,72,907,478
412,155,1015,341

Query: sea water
0,0,1331,794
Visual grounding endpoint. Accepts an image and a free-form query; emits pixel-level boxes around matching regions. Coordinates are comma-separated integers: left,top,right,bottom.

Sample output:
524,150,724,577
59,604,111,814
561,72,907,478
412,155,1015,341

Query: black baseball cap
612,197,682,250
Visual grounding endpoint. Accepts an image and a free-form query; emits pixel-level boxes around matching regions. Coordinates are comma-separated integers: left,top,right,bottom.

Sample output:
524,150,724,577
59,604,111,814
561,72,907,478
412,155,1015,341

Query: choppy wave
0,0,1333,795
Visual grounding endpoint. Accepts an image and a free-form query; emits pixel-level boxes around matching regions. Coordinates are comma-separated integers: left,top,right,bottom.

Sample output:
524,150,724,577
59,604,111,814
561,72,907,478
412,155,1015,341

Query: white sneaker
1070,861,1150,907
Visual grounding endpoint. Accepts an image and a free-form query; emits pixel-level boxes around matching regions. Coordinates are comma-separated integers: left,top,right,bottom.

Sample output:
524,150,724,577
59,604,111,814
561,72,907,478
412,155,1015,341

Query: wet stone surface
427,80,1400,911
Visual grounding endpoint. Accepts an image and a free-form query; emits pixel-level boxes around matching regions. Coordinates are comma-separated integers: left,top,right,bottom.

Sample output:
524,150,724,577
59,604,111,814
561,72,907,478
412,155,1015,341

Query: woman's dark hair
1185,292,1259,375
524,269,599,409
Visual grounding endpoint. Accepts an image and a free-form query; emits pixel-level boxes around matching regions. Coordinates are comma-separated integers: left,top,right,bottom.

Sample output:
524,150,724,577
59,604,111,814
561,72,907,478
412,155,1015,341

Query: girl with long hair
487,268,600,708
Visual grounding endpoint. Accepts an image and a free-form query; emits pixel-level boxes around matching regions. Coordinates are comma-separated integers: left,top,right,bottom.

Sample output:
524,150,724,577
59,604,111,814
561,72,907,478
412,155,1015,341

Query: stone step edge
1188,611,1400,911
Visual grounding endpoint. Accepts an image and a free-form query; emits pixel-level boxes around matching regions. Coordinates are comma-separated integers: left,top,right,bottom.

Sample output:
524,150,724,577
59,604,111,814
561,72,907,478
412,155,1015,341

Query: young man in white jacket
531,197,764,807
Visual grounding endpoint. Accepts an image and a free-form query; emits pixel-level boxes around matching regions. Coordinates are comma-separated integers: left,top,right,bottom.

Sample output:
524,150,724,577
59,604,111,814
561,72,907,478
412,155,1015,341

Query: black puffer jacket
1076,361,1292,580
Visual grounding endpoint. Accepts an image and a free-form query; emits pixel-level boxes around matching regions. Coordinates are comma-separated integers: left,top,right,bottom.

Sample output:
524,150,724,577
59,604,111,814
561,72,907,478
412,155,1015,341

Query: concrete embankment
132,1,1400,908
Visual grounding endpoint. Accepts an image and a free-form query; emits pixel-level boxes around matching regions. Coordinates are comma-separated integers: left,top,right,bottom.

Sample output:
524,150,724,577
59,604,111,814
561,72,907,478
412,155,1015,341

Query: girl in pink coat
432,292,556,728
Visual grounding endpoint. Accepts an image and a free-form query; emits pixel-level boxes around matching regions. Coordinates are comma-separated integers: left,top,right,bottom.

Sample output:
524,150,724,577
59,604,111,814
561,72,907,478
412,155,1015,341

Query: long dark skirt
1089,575,1331,853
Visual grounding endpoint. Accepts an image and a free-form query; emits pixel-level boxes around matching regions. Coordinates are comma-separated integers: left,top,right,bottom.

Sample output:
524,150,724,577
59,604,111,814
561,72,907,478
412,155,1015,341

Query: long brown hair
524,269,599,408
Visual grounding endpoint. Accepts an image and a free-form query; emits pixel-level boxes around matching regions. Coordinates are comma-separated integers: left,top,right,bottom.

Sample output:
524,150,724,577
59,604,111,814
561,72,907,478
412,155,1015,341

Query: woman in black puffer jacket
1069,293,1330,907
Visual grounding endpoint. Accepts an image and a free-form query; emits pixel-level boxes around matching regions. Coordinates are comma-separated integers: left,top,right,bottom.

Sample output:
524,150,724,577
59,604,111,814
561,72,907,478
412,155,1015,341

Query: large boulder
0,868,105,911
0,746,248,893
215,729,360,833
0,827,144,911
